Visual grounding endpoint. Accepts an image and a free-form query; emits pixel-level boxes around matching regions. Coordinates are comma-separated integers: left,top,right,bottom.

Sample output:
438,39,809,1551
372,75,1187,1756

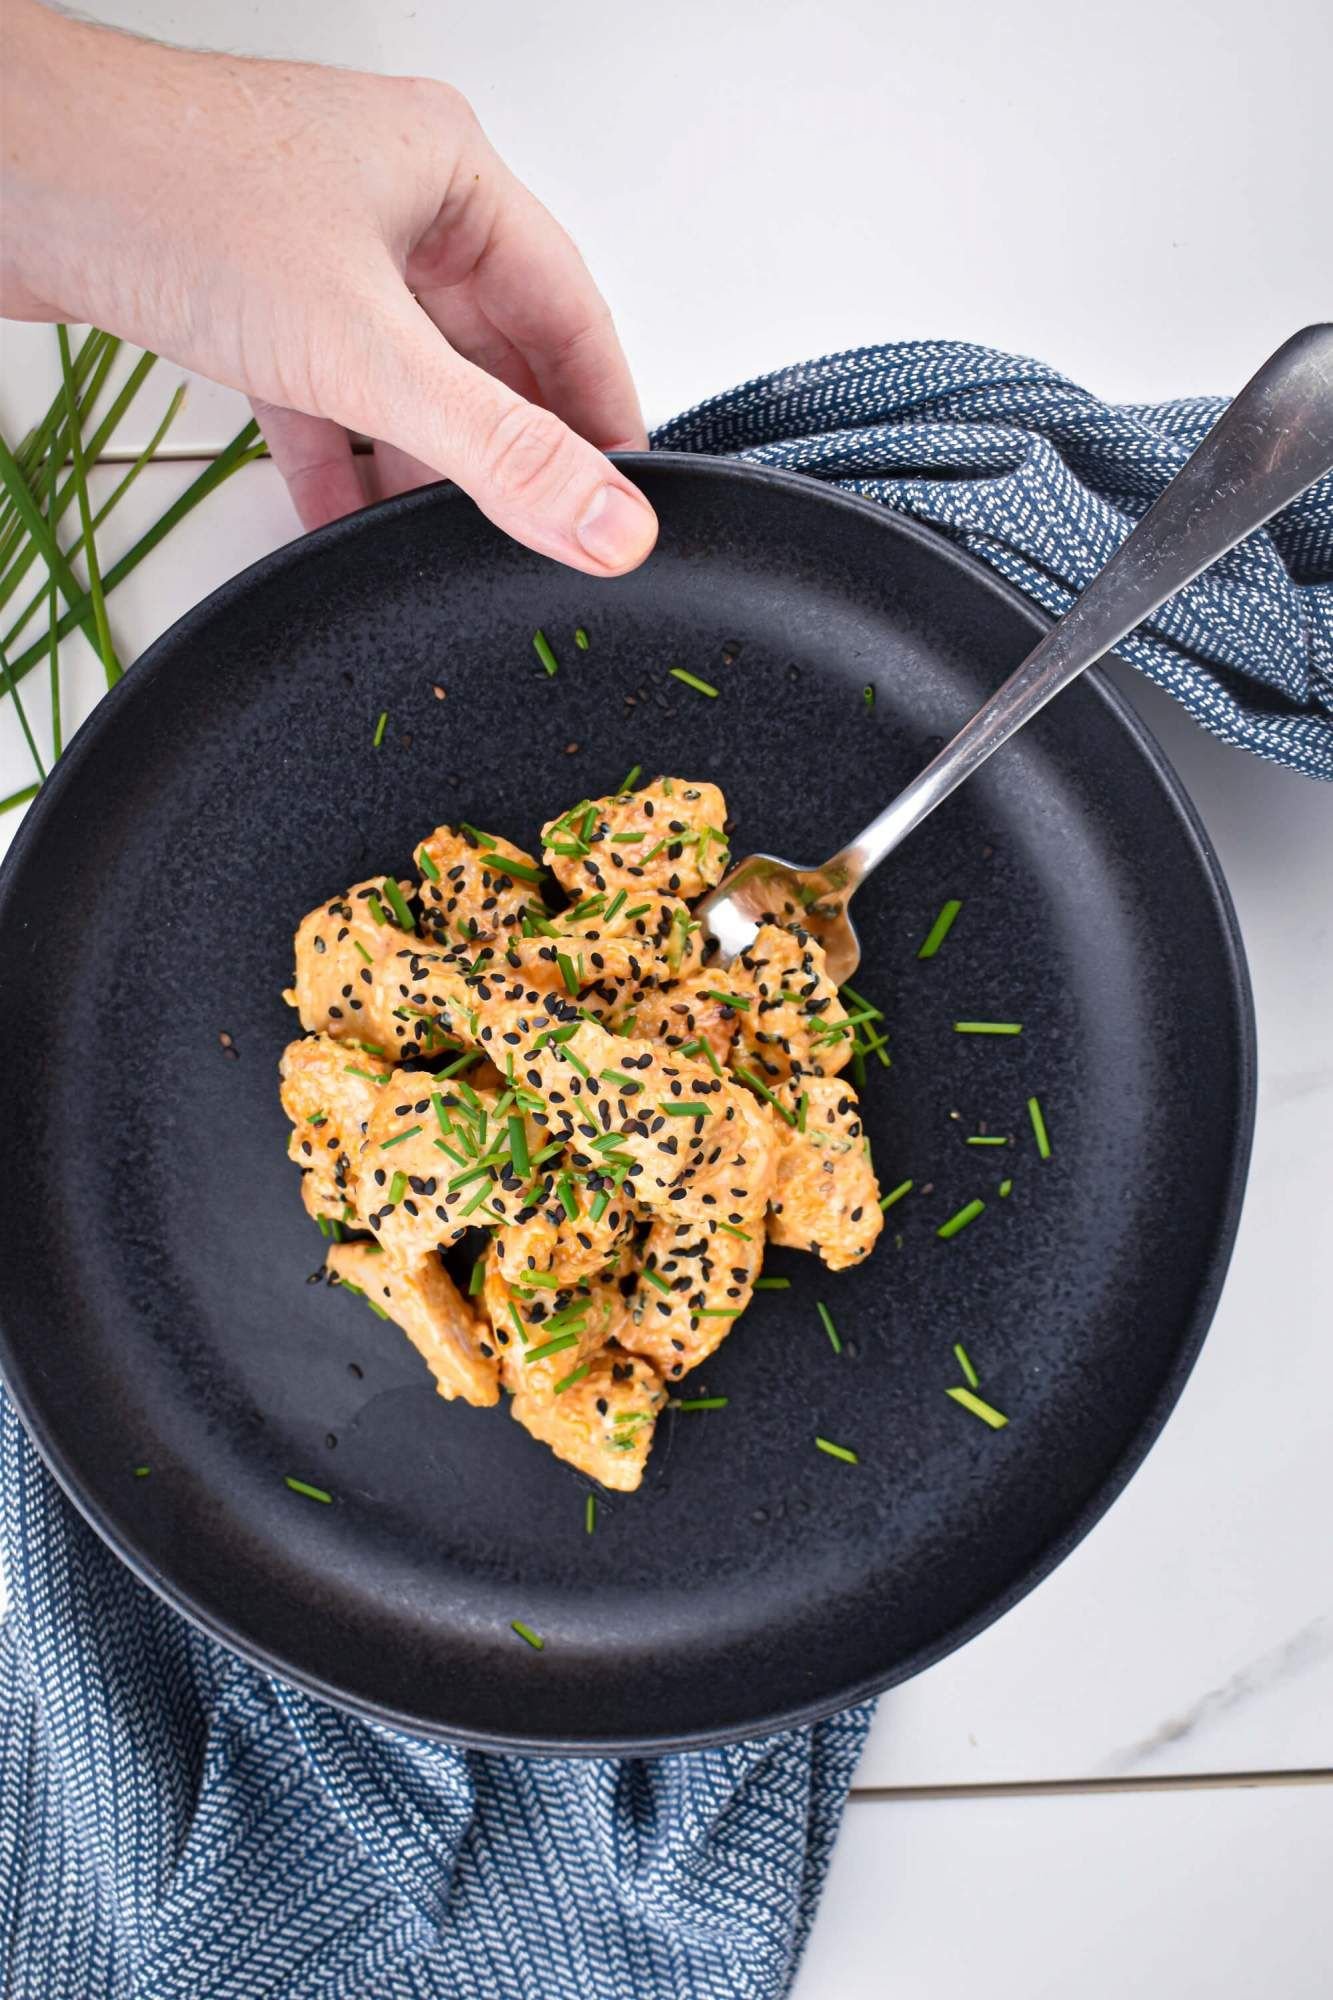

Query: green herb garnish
668,667,719,698
554,1361,591,1395
937,1198,985,1240
618,764,642,793
1028,1096,1052,1159
954,1021,1023,1035
585,1493,597,1533
954,1342,979,1390
533,629,558,676
946,1386,1008,1429
701,989,749,1011
417,845,441,882
525,1331,580,1363
878,1178,914,1210
674,1397,728,1412
574,626,590,651
814,1436,859,1465
816,1301,842,1354
379,877,416,932
379,1124,422,1149
641,1268,672,1295
917,899,962,959
511,1618,545,1649
285,1476,333,1504
734,1066,796,1126
387,1170,408,1205
372,710,388,747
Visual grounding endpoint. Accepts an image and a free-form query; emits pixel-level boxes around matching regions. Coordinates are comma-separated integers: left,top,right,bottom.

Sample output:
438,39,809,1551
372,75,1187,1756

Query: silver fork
696,323,1333,984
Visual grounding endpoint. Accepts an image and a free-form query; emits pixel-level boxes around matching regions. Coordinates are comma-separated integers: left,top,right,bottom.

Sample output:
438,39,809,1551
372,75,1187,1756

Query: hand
1,0,658,573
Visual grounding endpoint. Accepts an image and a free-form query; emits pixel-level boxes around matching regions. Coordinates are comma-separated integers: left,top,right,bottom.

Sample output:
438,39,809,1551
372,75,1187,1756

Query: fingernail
575,484,657,569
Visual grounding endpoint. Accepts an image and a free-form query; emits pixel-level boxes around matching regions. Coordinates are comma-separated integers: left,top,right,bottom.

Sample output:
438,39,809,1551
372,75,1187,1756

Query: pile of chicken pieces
280,776,883,1490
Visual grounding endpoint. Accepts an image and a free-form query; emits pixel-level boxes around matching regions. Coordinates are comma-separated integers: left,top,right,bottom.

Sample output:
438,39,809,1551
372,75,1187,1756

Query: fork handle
828,323,1333,887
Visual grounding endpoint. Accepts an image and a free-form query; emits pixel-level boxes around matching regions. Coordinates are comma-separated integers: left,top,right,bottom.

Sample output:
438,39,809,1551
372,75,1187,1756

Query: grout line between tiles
849,1767,1333,1802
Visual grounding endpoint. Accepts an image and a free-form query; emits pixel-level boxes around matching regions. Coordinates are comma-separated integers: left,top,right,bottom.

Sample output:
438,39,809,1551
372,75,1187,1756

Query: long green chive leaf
436,1052,480,1081
753,1276,791,1290
511,1618,545,1650
557,952,579,995
352,938,374,965
0,782,39,817
1028,1096,1052,1159
285,1477,333,1503
815,1436,859,1465
668,667,719,698
714,1221,752,1241
379,877,415,931
734,1066,796,1126
0,637,45,780
816,1301,842,1353
555,1361,591,1395
56,324,120,684
938,1198,985,1240
879,1178,914,1210
604,888,628,922
674,1397,728,1412
533,629,558,676
525,1331,580,1363
954,1021,1023,1035
694,1308,742,1320
954,1342,980,1390
946,1386,1009,1429
918,899,962,959
679,1036,723,1077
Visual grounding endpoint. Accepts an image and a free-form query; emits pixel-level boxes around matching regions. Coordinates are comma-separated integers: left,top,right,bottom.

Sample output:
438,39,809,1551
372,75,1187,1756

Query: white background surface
2,1,1332,1992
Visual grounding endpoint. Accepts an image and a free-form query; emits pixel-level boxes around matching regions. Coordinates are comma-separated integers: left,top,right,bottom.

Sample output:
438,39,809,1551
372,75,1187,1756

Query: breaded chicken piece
511,1344,666,1492
280,1032,393,1209
726,924,851,1082
618,1216,764,1381
662,1081,779,1228
491,1177,639,1291
767,1075,883,1271
556,891,705,989
355,1070,553,1258
362,942,483,1063
416,825,544,949
541,777,729,901
286,877,421,1049
480,1252,626,1394
611,972,741,1070
325,1241,499,1406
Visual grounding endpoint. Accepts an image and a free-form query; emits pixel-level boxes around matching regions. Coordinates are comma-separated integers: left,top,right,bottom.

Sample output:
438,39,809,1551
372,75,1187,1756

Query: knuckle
477,401,573,505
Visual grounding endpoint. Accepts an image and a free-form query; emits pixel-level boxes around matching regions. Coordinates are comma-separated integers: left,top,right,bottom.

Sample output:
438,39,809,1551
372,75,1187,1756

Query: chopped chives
436,1052,480,1080
641,1268,672,1295
380,877,416,932
366,893,387,925
954,1342,980,1390
417,845,441,882
432,1092,452,1133
816,1301,842,1354
695,1308,742,1320
387,1170,408,1205
714,1221,752,1241
917,899,962,959
379,1123,422,1149
863,683,874,708
618,764,642,793
507,1299,527,1345
585,1493,597,1533
481,850,544,884
588,1190,610,1224
701,989,750,1010
469,1255,486,1296
352,938,374,965
660,1101,709,1117
556,1175,579,1220
937,1198,985,1239
511,1619,545,1650
815,1437,859,1465
954,1021,1023,1036
734,1066,797,1126
600,1067,635,1089
998,1178,1013,1197
668,667,719,698
878,1178,915,1211
372,710,388,746
604,889,627,922
611,830,645,843
1028,1096,1052,1159
560,1044,590,1079
569,893,605,921
525,1331,580,1363
966,1135,1009,1146
753,1276,791,1290
285,1477,333,1503
946,1386,1008,1430
515,1270,561,1289
133,1465,151,1478
461,1180,496,1217
555,1361,591,1395
679,1037,723,1077
533,629,558,676
574,626,590,651
507,1115,530,1176
674,1396,728,1412
797,1091,809,1134
623,902,652,919
344,1065,387,1084
556,953,580,994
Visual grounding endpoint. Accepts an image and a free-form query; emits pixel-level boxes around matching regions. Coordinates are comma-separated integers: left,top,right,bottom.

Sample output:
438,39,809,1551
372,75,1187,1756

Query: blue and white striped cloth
4,335,1330,2000
656,340,1333,780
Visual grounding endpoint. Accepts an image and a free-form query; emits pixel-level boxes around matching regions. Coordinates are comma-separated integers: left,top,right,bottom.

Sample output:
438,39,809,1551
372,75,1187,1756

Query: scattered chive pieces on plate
584,1494,597,1535
953,1342,980,1390
668,667,719,699
878,1178,914,1211
816,1301,842,1354
618,763,642,793
753,1276,791,1291
574,626,590,651
674,1396,728,1412
917,898,962,959
966,1135,1008,1146
937,1198,985,1240
815,1436,859,1465
511,1618,545,1650
954,1021,1023,1035
417,845,440,882
1028,1095,1052,1158
285,1476,333,1503
694,1308,742,1320
998,1177,1013,1197
132,1464,151,1478
946,1386,1009,1429
372,710,388,747
379,877,416,931
863,684,874,708
533,629,558,676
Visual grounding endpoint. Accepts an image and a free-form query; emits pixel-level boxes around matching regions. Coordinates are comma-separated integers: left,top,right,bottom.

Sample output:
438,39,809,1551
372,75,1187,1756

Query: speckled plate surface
0,456,1254,1752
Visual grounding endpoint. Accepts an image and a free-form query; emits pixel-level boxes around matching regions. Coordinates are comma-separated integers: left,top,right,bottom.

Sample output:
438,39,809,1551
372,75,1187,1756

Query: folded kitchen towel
5,335,1331,2000
654,340,1333,781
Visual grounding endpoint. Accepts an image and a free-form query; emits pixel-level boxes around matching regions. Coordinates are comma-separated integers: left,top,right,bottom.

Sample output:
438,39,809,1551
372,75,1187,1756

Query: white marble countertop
3,0,1331,1990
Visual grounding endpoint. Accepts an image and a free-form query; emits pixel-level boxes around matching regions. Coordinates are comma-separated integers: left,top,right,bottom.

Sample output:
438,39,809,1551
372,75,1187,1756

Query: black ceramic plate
0,456,1254,1753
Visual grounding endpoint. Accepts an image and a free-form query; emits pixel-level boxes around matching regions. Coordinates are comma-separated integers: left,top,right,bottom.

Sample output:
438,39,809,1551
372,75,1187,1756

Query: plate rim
0,454,1257,1753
